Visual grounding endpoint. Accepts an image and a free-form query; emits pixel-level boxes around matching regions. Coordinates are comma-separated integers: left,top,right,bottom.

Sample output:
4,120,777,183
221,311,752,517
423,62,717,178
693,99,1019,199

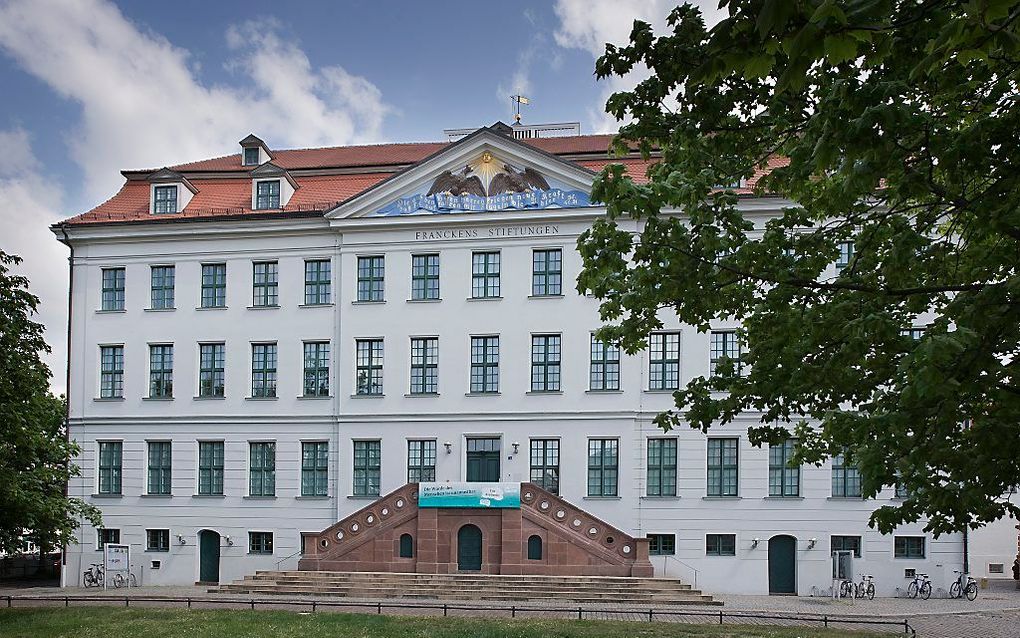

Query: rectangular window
301,441,329,497
99,345,124,398
199,343,225,397
532,248,562,296
148,344,173,398
895,481,910,499
243,147,259,166
836,241,854,273
529,439,560,494
830,535,862,558
707,438,739,497
589,337,621,391
530,334,561,392
97,528,120,551
357,256,385,302
198,441,224,495
304,259,331,305
101,267,125,311
251,343,277,398
894,536,925,559
710,330,742,376
832,453,862,498
146,529,169,552
411,254,440,300
768,439,800,497
355,339,383,395
646,438,677,497
471,251,500,298
249,442,276,496
407,439,437,483
146,441,172,495
200,264,226,308
587,438,619,497
255,180,280,210
353,440,381,496
150,265,175,309
648,332,680,390
901,327,925,340
153,185,178,214
252,261,279,307
249,531,273,554
706,533,737,556
302,341,330,397
409,337,438,395
97,441,122,495
469,336,499,393
648,534,676,556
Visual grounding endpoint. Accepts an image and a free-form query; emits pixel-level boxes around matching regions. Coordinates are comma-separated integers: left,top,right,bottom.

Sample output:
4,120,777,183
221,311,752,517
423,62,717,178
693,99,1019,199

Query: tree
0,250,100,556
578,0,1020,535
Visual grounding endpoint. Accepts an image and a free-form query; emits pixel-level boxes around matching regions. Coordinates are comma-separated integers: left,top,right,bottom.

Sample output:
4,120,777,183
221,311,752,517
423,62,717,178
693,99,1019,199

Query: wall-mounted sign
413,224,560,241
419,482,521,509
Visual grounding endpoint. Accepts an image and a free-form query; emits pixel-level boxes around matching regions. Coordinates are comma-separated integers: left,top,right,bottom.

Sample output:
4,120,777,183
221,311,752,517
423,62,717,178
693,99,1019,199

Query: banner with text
418,482,521,509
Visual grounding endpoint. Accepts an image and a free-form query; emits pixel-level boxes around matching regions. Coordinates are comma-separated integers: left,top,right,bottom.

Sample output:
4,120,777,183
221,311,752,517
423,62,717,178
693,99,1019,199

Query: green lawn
0,607,885,638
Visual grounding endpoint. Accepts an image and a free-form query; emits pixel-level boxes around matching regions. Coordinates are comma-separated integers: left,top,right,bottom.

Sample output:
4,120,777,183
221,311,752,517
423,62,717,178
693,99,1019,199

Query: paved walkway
2,580,1018,637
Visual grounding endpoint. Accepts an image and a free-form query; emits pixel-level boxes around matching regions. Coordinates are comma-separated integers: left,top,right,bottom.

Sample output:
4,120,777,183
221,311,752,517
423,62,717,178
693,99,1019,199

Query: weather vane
510,95,530,124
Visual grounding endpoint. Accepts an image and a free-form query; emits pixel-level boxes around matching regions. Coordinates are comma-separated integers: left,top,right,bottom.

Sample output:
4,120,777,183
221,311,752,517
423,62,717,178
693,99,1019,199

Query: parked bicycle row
82,563,137,589
904,571,978,601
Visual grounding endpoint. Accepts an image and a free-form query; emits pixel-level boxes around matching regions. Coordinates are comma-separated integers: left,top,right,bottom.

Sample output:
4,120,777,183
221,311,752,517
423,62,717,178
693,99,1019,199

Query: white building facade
56,125,1018,595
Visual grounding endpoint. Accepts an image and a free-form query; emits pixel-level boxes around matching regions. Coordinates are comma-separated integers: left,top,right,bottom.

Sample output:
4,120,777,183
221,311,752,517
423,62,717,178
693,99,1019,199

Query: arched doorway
768,535,797,594
198,530,221,584
457,525,482,571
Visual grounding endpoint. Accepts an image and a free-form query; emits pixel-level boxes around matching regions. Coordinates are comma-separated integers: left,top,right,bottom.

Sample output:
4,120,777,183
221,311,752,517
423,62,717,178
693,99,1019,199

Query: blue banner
418,482,521,508
375,188,591,217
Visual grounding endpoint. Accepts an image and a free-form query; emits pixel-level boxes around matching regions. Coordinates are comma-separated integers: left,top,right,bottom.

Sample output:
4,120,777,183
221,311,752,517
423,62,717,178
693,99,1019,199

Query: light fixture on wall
751,537,760,549
177,535,186,545
444,441,453,454
225,535,233,546
511,442,520,454
808,538,817,549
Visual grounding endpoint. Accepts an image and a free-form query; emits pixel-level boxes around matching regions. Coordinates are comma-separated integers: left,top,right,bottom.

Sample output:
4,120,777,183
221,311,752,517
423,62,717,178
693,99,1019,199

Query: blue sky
0,0,722,389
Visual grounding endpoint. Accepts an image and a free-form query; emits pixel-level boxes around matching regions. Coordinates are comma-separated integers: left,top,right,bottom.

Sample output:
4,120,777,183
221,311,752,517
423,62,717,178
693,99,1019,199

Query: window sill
295,495,331,500
192,494,225,499
582,496,621,500
465,392,500,397
140,494,172,499
90,494,123,499
644,389,679,394
827,496,865,501
297,395,332,400
349,393,384,399
95,309,126,314
142,396,173,401
406,298,442,303
195,306,228,311
245,396,278,401
466,296,502,302
93,397,124,402
528,294,563,300
243,496,277,500
299,303,333,308
247,305,280,311
144,307,176,312
352,300,386,305
193,395,226,400
248,552,274,556
347,495,380,500
763,496,804,500
404,393,440,398
526,391,563,395
641,496,680,500
702,496,742,500
585,389,623,394
144,549,170,553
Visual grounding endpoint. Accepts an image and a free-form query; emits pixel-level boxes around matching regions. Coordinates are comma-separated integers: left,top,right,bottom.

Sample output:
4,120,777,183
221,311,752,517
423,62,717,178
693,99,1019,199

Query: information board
418,482,521,508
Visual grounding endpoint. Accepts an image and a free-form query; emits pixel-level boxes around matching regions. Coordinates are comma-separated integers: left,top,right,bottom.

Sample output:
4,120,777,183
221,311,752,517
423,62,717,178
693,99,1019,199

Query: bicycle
838,579,856,598
906,573,931,600
112,571,137,588
82,563,104,588
855,574,876,600
949,570,978,601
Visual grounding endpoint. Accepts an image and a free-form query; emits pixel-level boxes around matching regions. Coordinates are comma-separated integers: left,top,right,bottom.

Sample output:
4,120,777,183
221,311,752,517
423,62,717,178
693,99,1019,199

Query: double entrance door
466,437,500,482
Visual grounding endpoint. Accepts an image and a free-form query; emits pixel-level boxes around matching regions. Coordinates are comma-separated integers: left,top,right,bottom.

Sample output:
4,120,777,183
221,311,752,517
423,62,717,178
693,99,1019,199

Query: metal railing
274,549,303,571
655,554,699,589
2,594,916,636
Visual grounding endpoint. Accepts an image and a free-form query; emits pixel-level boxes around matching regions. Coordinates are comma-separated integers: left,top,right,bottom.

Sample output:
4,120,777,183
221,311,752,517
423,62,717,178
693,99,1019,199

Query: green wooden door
457,525,482,571
768,535,797,594
466,438,500,482
199,530,220,583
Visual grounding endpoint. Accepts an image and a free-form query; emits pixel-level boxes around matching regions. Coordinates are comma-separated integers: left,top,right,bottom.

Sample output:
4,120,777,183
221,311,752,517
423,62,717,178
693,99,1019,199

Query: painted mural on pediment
373,151,591,216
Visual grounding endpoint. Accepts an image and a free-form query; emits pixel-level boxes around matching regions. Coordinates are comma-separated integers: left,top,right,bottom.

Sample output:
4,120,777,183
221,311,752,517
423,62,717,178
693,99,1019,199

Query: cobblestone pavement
2,580,1018,637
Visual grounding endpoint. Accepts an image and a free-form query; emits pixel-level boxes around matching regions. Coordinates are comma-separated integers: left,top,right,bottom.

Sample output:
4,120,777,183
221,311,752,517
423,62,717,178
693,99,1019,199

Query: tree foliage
0,250,100,554
578,0,1020,534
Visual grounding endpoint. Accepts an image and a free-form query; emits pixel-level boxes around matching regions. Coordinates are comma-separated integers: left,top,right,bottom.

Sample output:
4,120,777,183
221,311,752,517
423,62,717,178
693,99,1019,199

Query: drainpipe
57,224,74,579
963,527,970,575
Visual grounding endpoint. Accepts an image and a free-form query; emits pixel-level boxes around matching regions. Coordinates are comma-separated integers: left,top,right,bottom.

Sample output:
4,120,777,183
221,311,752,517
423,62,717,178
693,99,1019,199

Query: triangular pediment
326,126,596,220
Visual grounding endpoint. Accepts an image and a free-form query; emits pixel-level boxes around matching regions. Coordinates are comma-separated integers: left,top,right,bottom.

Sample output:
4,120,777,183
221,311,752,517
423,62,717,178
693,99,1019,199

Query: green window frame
100,345,124,398
587,438,618,497
146,529,169,552
411,254,440,300
249,442,276,497
198,441,224,495
355,339,383,395
255,180,280,210
646,438,677,497
648,332,680,390
832,453,862,498
96,528,120,551
836,240,854,273
648,534,676,556
251,343,277,398
248,531,273,554
529,439,560,494
200,263,226,308
469,336,499,393
304,259,331,305
706,534,736,556
353,440,381,496
101,267,125,311
768,439,800,497
409,337,438,395
710,330,742,376
252,261,278,307
97,441,122,495
532,248,562,296
830,535,862,558
302,341,330,397
153,185,178,214
147,441,172,495
150,265,175,309
589,336,620,390
894,536,925,559
148,344,173,398
199,343,225,397
471,251,500,298
407,439,436,483
357,256,385,302
707,438,739,497
301,441,329,497
530,334,561,392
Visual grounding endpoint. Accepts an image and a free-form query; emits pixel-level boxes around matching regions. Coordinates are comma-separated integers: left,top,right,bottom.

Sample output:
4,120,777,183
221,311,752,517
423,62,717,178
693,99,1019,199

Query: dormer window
153,185,178,214
255,180,281,210
243,147,260,166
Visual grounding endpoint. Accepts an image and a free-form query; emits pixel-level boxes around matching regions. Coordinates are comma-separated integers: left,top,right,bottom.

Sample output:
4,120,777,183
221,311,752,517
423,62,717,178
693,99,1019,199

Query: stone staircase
214,570,718,605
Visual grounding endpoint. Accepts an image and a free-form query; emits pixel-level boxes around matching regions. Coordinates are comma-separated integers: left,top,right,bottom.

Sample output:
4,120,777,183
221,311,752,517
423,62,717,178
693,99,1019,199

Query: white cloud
553,0,727,133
